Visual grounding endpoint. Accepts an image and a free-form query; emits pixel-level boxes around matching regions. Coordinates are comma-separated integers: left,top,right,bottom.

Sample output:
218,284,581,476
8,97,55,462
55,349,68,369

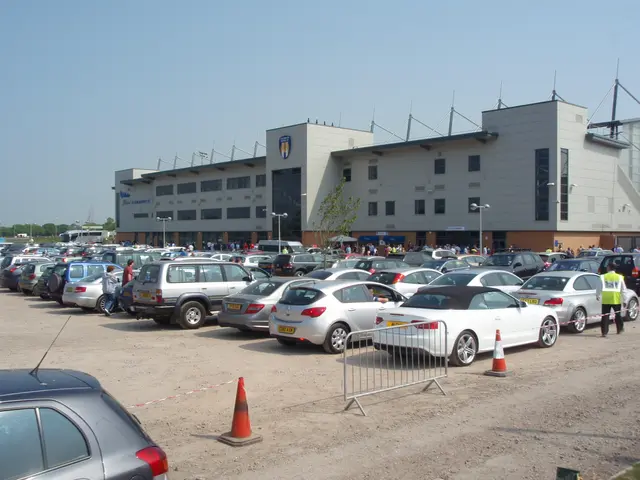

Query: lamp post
469,203,491,254
271,212,288,253
156,216,172,247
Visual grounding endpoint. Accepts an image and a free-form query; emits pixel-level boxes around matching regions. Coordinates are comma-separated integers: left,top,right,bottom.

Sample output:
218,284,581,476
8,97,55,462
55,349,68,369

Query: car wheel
153,317,171,325
22,289,33,296
96,295,106,313
9,287,17,292
626,298,638,322
56,298,64,305
277,338,296,347
568,307,587,334
178,301,207,329
323,322,350,354
449,330,478,367
538,316,558,348
126,307,137,317
39,294,47,299
294,270,305,277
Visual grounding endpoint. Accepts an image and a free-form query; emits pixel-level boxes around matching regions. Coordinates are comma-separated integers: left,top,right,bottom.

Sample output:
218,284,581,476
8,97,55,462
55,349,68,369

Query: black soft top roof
410,286,503,309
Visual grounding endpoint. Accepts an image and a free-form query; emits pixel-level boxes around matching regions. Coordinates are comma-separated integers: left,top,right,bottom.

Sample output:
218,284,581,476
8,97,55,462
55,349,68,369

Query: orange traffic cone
218,377,263,447
484,329,509,377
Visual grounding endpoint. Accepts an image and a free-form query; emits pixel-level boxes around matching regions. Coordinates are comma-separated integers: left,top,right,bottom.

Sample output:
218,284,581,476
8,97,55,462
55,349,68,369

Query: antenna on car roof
29,316,72,380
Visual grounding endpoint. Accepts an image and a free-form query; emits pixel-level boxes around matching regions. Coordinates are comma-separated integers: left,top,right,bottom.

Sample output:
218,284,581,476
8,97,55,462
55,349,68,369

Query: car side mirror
242,276,252,282
513,263,522,269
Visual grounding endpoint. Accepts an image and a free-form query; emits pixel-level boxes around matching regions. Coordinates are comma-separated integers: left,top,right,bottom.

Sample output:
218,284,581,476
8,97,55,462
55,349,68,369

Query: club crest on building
279,135,291,160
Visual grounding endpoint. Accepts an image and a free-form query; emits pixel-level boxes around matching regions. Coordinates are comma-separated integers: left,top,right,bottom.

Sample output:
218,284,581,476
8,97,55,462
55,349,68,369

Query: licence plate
140,292,151,299
278,326,296,334
275,267,282,272
227,303,242,311
65,286,74,293
521,298,539,305
387,321,407,328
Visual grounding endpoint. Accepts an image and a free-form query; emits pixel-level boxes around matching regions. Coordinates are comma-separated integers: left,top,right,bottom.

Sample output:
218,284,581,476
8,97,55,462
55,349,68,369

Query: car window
167,265,197,283
311,254,326,263
484,254,515,267
297,255,314,263
306,270,332,280
250,268,270,279
430,273,476,286
86,264,105,276
469,294,490,310
402,272,422,284
482,291,518,309
223,264,249,282
573,276,592,291
0,409,44,479
402,293,454,309
40,408,89,468
69,264,85,279
199,264,224,282
420,271,441,283
521,276,569,291
241,280,285,296
585,275,601,290
337,271,362,280
583,262,599,273
336,285,370,303
480,272,503,287
498,272,523,286
139,264,160,283
280,287,324,305
523,254,535,266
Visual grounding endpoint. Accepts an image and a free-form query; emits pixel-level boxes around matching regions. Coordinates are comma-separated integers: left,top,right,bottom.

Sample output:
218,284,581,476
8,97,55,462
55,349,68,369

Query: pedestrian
101,266,119,317
596,263,626,337
123,259,134,285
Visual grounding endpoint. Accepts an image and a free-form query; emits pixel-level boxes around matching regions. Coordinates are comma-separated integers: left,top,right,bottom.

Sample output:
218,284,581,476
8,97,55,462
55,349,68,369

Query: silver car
424,268,524,294
218,278,320,331
366,268,442,297
269,280,407,354
304,268,372,281
516,271,639,333
62,271,123,312
329,256,383,269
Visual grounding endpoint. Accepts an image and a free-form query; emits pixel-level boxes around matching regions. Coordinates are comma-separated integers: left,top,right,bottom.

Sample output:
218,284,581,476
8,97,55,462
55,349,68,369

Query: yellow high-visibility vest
600,271,624,304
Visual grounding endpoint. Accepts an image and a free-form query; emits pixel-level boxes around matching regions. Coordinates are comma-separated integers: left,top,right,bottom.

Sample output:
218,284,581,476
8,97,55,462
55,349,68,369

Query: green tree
103,217,116,231
42,223,57,236
312,177,360,252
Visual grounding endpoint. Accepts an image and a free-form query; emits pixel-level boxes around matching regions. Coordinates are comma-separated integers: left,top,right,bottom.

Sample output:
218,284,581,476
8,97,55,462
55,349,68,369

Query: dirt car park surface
2,289,640,480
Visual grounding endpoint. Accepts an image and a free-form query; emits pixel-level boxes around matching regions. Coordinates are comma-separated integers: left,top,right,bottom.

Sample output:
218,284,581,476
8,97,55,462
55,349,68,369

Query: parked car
33,265,56,298
547,258,600,273
328,256,383,269
1,258,51,291
422,269,523,294
354,258,410,274
372,286,559,366
47,262,123,305
516,271,639,333
100,250,162,269
271,253,335,277
19,262,55,295
0,368,169,479
269,280,408,354
420,258,469,273
305,268,372,281
132,259,258,329
458,254,486,267
118,280,137,316
230,254,275,267
62,270,124,312
0,255,49,271
481,251,546,279
577,249,614,258
538,252,569,269
219,278,321,332
598,254,640,295
367,268,442,297
402,251,438,267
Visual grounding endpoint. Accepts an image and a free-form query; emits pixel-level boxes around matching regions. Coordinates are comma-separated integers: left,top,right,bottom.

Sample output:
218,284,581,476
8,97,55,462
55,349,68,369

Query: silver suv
132,259,258,329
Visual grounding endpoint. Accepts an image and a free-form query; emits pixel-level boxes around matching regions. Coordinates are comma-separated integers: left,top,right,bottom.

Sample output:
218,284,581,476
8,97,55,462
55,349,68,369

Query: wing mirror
512,263,522,269
242,276,252,282
519,300,527,308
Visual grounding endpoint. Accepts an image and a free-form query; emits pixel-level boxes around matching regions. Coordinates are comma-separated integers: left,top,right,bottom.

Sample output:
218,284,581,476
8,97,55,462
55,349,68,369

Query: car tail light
544,297,564,306
246,304,265,314
271,305,277,313
301,307,326,318
9,266,18,273
136,446,169,476
284,263,293,269
633,267,639,278
392,273,405,284
411,320,439,329
369,268,375,274
375,316,384,325
155,289,163,304
74,286,87,293
544,262,551,269
29,274,36,280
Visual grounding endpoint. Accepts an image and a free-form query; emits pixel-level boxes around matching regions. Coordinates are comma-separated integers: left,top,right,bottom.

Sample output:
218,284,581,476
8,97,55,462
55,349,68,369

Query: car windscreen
138,264,161,284
305,270,332,280
240,280,286,296
577,250,597,258
22,264,36,274
429,273,476,286
279,287,325,305
401,293,459,309
0,256,12,269
366,272,396,285
403,253,425,264
52,264,67,276
79,272,104,283
521,276,569,291
288,245,305,253
548,260,585,272
354,260,371,270
420,260,445,269
483,255,515,266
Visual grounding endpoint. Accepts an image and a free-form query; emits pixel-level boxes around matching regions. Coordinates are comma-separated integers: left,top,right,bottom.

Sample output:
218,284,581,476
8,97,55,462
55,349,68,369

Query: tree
103,217,116,231
312,177,360,252
42,223,57,236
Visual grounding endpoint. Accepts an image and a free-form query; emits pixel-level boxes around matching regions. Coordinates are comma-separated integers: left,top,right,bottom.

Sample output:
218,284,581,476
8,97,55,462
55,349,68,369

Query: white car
373,285,559,366
420,268,523,294
366,268,442,297
62,271,123,312
304,268,372,281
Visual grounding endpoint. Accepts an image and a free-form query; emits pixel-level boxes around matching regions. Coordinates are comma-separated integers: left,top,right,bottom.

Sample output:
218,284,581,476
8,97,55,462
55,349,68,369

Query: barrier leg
422,378,447,396
344,397,367,416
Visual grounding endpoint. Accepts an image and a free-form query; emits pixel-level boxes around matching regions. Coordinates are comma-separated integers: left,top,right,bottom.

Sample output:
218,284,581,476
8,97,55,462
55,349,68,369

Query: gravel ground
2,290,639,479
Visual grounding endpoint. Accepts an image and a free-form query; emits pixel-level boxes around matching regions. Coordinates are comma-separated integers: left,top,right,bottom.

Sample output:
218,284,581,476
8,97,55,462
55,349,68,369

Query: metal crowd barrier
343,320,448,416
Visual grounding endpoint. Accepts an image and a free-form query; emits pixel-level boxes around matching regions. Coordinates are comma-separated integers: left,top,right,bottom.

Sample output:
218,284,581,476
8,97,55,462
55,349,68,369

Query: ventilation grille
244,195,251,200
216,197,223,202
255,194,263,199
434,184,445,191
385,224,396,229
343,161,351,166
368,158,378,164
227,196,233,201
191,199,197,204
368,189,378,194
256,225,263,230
415,186,426,192
468,182,481,188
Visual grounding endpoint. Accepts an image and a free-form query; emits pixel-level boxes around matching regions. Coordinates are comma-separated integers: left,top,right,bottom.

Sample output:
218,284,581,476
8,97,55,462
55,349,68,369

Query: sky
1,0,639,226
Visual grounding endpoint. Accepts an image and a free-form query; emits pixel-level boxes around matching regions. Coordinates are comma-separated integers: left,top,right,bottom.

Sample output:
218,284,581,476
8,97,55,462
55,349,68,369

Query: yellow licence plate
521,298,539,305
66,287,74,293
227,303,242,311
140,292,151,299
387,321,408,328
278,326,296,334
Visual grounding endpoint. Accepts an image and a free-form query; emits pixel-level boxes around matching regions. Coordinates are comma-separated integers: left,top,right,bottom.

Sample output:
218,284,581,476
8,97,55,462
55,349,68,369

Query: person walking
123,259,134,285
596,263,626,337
102,266,119,317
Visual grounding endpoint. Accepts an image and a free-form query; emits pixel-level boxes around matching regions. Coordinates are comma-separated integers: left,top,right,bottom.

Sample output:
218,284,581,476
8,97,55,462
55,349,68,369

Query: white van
257,240,305,254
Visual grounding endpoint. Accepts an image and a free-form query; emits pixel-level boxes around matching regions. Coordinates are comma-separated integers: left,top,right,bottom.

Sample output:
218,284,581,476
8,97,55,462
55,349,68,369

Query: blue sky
1,0,638,225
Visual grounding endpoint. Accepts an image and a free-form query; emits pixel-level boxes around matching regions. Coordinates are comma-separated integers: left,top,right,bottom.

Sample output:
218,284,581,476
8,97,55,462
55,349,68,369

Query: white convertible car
373,285,560,366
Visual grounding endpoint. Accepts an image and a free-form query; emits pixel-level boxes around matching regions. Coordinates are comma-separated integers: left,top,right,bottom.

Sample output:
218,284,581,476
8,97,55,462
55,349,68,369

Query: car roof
313,268,363,273
376,267,440,274
555,258,598,262
442,268,498,275
290,279,388,292
529,271,596,278
0,369,100,401
411,285,503,305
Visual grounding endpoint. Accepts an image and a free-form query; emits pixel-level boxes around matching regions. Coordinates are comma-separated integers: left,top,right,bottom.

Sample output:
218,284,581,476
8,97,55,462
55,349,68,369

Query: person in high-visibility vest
595,263,626,337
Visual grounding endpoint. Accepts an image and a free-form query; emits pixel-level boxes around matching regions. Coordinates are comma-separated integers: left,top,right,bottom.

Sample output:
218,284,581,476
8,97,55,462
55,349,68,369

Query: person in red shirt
123,259,134,284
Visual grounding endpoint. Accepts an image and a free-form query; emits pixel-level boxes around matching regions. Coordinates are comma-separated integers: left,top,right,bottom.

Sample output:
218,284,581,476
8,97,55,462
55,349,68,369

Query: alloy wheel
541,318,558,346
456,334,477,364
331,327,348,351
186,307,202,325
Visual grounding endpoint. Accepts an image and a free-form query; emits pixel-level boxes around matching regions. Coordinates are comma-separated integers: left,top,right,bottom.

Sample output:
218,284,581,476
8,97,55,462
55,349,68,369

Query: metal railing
343,320,448,416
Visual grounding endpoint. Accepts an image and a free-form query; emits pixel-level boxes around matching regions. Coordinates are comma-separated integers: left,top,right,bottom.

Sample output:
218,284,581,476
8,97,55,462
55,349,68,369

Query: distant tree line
0,218,116,238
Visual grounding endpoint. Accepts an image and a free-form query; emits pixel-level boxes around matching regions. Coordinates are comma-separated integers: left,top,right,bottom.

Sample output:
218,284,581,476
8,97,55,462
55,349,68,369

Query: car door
581,274,603,318
336,284,380,331
482,290,530,345
222,264,252,296
198,263,228,306
467,292,503,350
418,269,441,284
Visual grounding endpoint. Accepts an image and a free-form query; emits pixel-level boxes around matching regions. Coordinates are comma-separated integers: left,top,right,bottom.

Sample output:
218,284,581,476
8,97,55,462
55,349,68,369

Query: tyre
81,307,95,313
178,301,207,329
294,270,305,277
39,294,47,299
626,298,638,322
22,289,33,296
16,284,22,293
96,295,107,313
449,330,478,367
568,307,587,334
126,307,137,317
153,317,171,325
538,316,558,348
277,338,296,347
322,322,350,354
48,274,62,293
56,298,64,305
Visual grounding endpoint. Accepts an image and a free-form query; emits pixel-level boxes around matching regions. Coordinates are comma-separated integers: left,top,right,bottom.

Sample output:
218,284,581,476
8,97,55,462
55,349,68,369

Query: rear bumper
132,303,174,318
268,315,326,345
62,293,97,308
18,280,37,291
218,311,270,330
